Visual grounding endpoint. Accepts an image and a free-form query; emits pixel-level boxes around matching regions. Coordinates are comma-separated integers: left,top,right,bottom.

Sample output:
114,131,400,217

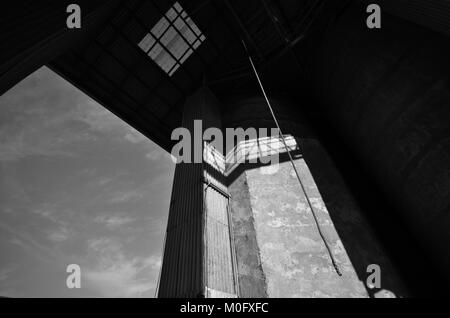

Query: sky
0,66,175,297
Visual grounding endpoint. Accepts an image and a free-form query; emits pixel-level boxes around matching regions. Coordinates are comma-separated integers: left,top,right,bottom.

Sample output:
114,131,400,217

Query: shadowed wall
310,3,450,285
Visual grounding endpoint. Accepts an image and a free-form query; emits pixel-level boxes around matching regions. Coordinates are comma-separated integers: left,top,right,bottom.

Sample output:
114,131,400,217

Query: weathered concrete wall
226,96,408,297
245,157,367,297
242,144,408,297
228,172,268,298
311,2,450,283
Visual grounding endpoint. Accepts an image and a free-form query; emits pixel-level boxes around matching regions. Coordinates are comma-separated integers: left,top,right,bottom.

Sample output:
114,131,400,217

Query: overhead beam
222,0,265,62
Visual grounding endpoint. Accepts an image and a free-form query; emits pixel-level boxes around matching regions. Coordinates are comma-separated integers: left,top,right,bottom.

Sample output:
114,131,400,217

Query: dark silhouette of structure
2,0,450,297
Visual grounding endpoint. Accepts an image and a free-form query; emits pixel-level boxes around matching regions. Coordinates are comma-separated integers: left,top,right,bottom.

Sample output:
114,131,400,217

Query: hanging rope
241,40,342,276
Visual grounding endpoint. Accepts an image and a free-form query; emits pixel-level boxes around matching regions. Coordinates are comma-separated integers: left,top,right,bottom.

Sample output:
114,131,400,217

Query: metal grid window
138,2,206,76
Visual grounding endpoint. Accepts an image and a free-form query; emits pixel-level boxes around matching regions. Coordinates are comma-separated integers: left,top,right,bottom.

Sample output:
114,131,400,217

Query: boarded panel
205,185,236,296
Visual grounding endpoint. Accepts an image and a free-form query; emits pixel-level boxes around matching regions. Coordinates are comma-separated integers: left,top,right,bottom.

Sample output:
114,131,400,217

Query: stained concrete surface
228,138,408,297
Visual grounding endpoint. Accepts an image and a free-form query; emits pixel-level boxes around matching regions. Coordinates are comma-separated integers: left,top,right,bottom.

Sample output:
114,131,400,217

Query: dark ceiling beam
103,17,187,99
183,0,239,72
208,0,249,71
273,0,294,35
289,0,327,51
187,0,213,17
261,0,290,44
259,0,326,79
222,0,265,62
89,0,127,70
69,49,173,138
262,0,325,48
206,68,250,86
82,3,186,118
104,20,186,100
207,41,293,86
95,0,151,95
246,6,267,27
208,0,329,88
292,0,325,36
184,0,232,64
161,3,242,120
260,0,302,73
160,0,253,122
208,0,330,87
89,38,176,119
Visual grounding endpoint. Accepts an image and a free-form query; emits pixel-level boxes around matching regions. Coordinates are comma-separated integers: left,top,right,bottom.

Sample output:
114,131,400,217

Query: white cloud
47,226,71,243
0,129,76,161
124,131,147,144
76,101,124,133
84,265,156,298
97,177,114,186
32,208,58,223
87,237,119,254
84,237,160,297
6,236,58,264
109,189,144,203
32,209,73,243
141,255,162,270
145,149,166,161
0,266,16,282
95,214,135,230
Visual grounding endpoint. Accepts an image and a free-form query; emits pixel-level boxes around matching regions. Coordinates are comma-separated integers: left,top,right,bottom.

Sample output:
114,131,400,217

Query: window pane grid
137,2,206,76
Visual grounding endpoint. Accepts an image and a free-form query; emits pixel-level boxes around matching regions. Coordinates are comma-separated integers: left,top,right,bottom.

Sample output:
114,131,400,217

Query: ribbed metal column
158,87,237,298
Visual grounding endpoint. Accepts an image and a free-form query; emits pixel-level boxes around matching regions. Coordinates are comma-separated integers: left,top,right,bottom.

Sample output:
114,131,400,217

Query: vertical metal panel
158,88,206,297
158,160,204,297
158,87,238,298
205,185,235,296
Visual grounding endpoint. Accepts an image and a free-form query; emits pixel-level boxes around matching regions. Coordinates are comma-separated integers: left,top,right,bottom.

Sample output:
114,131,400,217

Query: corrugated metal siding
158,88,207,298
158,87,237,297
158,162,204,297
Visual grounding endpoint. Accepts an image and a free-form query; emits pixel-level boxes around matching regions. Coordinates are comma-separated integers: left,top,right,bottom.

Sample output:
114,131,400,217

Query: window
138,2,206,76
